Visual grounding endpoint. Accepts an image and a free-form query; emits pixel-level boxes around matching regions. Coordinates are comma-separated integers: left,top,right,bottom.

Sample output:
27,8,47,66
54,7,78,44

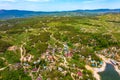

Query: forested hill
0,9,120,19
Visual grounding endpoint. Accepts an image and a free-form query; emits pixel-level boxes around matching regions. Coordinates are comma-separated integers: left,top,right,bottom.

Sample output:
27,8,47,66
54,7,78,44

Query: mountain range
0,9,120,19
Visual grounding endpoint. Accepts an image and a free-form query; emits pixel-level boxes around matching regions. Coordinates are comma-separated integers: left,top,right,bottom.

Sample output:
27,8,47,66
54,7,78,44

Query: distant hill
72,9,120,13
0,9,120,19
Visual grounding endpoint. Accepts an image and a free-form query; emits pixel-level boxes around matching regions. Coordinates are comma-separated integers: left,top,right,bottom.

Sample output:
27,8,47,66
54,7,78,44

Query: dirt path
20,42,26,63
85,65,101,80
0,64,11,71
0,67,7,71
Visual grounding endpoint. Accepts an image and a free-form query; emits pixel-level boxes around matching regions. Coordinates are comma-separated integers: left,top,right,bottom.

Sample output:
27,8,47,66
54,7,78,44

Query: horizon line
0,8,120,12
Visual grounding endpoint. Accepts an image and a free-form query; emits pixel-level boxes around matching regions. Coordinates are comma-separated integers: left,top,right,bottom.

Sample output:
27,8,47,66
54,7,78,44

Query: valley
0,14,120,80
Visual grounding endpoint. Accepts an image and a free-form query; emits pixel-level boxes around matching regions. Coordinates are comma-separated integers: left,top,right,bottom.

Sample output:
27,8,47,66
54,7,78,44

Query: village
2,41,120,80
0,13,120,80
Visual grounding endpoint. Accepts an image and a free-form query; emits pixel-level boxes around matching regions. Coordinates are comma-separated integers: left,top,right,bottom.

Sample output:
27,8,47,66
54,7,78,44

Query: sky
0,0,120,11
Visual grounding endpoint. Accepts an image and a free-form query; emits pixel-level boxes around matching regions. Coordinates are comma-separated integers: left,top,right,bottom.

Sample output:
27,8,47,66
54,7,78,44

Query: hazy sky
0,0,120,11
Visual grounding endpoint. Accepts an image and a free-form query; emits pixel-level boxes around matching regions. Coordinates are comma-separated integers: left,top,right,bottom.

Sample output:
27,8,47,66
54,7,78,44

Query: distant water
98,63,120,80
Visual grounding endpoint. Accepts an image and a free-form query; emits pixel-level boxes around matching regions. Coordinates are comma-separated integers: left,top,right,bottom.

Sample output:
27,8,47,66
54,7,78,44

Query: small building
77,71,82,77
32,68,38,72
36,77,42,80
64,52,73,57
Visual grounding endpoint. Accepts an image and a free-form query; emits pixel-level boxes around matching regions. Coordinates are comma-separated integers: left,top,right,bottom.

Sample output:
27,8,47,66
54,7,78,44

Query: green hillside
0,14,120,80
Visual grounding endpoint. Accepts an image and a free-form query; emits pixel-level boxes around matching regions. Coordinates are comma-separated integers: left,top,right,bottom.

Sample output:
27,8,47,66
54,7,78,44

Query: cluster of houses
85,55,103,67
21,54,34,63
7,43,96,80
96,47,120,69
63,43,74,58
100,47,120,59
26,45,119,80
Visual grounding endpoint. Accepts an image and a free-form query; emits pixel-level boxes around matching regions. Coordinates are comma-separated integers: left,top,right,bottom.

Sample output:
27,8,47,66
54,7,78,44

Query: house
14,63,22,69
32,68,38,72
64,52,73,57
47,55,54,62
36,77,42,80
8,46,18,51
77,71,82,77
63,43,69,53
58,67,63,72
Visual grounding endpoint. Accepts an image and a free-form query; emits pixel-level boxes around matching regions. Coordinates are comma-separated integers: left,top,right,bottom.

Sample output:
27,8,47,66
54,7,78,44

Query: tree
0,40,11,52
0,58,6,68
1,68,31,80
4,51,20,64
